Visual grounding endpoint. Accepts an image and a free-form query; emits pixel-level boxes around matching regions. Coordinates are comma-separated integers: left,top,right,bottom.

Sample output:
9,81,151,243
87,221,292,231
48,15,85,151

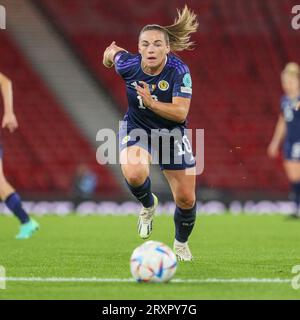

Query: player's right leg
284,160,300,218
0,158,39,239
120,145,158,239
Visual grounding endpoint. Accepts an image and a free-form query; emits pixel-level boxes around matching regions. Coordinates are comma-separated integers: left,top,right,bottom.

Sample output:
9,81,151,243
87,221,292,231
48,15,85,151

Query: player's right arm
103,41,127,68
0,72,13,115
267,114,286,158
0,72,18,132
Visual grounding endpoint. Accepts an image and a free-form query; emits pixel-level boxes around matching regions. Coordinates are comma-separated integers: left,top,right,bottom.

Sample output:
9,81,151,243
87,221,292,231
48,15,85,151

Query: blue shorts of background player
283,140,300,160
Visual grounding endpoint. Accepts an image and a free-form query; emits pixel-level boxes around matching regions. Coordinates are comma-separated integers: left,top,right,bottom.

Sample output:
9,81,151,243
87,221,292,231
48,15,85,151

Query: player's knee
124,169,148,187
175,193,196,210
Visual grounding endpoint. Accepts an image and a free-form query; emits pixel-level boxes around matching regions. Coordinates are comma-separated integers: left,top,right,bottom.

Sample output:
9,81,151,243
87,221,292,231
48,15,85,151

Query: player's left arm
136,81,190,123
0,72,18,132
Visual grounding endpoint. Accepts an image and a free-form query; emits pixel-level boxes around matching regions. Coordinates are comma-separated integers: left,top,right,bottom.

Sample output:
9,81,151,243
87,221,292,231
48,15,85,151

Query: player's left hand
136,81,154,108
2,113,18,133
295,101,300,111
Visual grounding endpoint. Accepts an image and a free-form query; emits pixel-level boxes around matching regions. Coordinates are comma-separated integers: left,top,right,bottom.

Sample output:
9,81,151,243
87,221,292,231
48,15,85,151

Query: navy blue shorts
283,140,300,161
119,123,196,170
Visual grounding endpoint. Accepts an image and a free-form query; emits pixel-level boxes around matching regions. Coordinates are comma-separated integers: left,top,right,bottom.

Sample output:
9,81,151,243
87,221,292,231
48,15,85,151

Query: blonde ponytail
140,5,199,52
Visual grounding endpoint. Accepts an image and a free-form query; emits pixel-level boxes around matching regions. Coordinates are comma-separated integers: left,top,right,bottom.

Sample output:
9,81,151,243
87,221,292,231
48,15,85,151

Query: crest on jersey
183,73,192,88
158,80,169,91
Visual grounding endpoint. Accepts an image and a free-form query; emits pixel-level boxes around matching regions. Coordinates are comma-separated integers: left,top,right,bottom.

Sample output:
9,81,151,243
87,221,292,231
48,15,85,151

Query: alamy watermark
291,5,300,30
0,265,6,289
291,265,300,290
96,122,204,175
0,5,6,30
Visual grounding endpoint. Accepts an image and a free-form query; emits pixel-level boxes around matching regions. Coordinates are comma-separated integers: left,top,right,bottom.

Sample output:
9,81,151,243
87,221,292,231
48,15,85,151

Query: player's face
281,73,300,96
139,30,170,70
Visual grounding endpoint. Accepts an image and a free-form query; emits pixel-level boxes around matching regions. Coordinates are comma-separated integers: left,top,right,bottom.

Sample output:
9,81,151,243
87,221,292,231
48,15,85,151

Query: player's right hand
2,112,18,133
103,41,116,68
103,41,126,68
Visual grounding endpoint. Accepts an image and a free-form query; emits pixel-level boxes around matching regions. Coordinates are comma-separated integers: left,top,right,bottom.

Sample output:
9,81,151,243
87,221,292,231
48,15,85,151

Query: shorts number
175,135,192,156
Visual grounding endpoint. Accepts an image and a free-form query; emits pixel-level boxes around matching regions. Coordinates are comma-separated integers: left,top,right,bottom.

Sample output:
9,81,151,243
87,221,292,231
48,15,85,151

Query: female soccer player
103,6,198,260
268,62,300,218
0,72,39,238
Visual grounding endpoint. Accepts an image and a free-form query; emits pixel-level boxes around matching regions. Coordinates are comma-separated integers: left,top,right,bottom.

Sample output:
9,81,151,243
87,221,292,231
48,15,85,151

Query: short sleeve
114,51,139,79
172,69,192,99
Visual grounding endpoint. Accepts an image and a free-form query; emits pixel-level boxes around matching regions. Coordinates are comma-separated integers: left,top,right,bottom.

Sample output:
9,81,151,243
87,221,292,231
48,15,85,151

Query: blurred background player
0,72,39,238
268,62,300,218
103,6,198,261
71,164,98,207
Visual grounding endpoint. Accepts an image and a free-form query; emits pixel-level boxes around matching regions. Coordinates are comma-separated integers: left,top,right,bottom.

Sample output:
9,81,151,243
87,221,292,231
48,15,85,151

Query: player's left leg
163,167,196,261
283,160,300,217
0,159,39,239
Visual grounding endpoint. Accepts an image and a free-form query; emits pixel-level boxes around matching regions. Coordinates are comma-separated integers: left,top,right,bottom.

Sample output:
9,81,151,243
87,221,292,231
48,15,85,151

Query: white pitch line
0,277,291,284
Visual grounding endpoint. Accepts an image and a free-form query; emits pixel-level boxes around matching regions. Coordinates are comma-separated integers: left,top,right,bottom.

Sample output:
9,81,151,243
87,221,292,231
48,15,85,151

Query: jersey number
175,135,192,156
137,95,158,109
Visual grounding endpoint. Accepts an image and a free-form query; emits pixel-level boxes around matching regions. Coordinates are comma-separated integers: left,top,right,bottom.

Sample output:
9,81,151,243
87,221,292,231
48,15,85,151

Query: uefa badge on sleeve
183,73,192,88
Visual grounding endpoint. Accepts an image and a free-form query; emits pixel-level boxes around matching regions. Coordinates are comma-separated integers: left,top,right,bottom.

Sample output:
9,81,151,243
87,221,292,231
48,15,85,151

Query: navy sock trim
125,177,154,208
174,202,197,243
5,192,30,224
5,193,15,203
292,181,300,206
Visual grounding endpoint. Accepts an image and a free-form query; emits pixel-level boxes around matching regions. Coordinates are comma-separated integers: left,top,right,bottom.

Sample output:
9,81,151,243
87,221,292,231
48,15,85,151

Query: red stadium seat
0,33,121,196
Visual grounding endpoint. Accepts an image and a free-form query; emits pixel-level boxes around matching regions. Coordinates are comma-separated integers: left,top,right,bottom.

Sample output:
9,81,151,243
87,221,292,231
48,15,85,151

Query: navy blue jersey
114,51,192,132
281,95,300,142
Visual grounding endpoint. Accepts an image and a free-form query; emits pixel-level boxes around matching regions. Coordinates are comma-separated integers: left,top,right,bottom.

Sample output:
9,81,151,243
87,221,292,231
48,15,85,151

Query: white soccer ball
130,240,177,283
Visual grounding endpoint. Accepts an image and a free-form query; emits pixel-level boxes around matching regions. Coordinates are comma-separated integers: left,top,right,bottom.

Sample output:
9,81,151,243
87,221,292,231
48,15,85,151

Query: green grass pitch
0,214,300,300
